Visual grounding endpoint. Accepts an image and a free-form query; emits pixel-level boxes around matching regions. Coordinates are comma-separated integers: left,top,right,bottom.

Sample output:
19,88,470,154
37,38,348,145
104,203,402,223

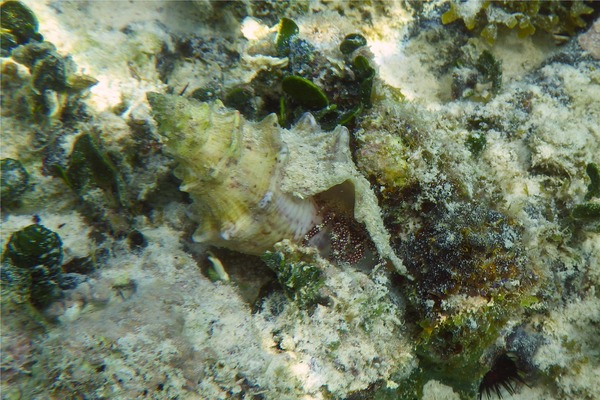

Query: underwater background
1,1,599,399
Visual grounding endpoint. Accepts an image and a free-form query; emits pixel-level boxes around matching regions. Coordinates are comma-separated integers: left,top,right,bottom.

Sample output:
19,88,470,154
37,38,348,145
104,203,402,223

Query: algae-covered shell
147,93,321,255
147,93,405,273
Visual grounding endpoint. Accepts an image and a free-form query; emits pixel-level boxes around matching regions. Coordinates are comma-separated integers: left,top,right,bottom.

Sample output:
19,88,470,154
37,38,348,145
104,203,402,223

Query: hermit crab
147,93,405,273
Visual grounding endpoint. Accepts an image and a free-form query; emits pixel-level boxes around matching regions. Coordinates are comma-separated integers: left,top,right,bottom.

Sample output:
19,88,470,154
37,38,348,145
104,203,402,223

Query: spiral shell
147,93,405,273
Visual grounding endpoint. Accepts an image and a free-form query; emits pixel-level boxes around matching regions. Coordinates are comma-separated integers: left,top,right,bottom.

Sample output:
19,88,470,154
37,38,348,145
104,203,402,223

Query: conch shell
147,93,406,274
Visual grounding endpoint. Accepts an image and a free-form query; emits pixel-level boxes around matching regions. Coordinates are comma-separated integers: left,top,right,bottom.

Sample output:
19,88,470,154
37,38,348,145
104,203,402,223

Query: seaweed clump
451,50,502,102
9,40,98,124
1,1,97,125
188,17,376,131
396,202,537,398
442,0,596,44
262,241,324,309
0,0,43,55
403,203,533,307
1,2,136,246
55,133,127,209
273,20,376,129
1,224,64,310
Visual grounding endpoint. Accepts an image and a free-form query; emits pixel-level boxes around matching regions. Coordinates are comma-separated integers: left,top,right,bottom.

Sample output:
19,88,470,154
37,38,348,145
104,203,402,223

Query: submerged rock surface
1,1,599,399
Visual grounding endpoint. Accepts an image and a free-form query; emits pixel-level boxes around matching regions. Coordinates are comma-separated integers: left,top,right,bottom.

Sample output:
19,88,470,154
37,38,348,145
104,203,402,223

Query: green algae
572,202,600,220
9,41,97,124
352,55,376,107
393,201,538,398
1,158,29,206
451,50,502,101
465,132,487,157
275,17,299,56
339,33,367,55
282,75,329,110
58,133,127,208
261,249,324,309
2,224,63,309
0,0,43,55
476,50,502,95
584,162,600,201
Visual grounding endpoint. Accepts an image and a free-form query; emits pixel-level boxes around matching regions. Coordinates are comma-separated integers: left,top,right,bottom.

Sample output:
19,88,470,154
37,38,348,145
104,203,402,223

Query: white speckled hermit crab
147,93,405,273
